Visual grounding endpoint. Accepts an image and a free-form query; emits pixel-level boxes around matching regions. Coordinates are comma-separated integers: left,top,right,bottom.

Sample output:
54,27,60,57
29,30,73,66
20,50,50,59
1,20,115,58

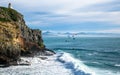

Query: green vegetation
0,18,10,22
38,42,45,49
0,7,22,22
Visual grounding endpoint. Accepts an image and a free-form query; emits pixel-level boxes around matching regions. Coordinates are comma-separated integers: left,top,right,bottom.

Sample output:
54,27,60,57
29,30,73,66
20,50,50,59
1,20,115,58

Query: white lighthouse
8,3,12,8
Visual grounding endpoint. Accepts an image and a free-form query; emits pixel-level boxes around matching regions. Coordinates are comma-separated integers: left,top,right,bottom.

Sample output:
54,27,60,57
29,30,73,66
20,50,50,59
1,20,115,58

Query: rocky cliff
0,7,54,66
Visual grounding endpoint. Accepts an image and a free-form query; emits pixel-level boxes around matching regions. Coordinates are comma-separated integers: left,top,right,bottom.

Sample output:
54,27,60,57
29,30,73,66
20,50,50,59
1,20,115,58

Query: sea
0,36,120,75
43,36,120,75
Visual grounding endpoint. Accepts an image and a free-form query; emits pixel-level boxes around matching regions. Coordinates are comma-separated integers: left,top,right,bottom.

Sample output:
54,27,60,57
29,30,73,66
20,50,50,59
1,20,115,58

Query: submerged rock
0,7,55,66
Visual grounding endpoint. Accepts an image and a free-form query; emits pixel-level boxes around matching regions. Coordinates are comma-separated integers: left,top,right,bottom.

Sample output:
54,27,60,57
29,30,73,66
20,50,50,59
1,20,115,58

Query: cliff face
0,7,52,65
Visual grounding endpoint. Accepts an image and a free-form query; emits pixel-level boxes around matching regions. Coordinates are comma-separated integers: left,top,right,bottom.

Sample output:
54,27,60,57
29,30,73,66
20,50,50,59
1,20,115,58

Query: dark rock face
0,7,54,66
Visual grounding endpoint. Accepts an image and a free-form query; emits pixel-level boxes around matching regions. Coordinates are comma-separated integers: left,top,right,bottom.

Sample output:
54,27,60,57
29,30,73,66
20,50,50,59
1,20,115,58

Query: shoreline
0,50,55,67
1,51,120,75
0,53,73,75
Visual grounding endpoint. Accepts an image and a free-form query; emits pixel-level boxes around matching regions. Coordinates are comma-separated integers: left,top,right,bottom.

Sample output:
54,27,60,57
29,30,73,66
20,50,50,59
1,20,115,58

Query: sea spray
1,52,119,75
56,52,95,75
0,55,73,75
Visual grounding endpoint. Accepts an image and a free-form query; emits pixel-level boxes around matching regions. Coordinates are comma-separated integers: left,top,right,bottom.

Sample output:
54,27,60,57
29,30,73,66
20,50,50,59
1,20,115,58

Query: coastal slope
0,7,54,65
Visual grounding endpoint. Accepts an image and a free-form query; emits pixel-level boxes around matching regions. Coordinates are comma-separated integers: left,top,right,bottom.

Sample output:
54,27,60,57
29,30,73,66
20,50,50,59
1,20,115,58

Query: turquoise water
43,36,120,74
0,36,120,75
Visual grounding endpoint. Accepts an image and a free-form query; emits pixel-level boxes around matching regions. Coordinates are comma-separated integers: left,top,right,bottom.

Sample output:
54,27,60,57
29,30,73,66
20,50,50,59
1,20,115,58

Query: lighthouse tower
8,3,12,8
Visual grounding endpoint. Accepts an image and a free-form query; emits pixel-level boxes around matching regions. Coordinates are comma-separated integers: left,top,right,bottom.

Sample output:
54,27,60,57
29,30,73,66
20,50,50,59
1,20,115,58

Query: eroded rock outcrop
0,7,54,66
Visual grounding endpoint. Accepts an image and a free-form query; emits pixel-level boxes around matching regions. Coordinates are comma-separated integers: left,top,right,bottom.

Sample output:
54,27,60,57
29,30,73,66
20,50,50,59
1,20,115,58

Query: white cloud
30,11,120,25
98,28,120,33
1,0,120,33
26,20,51,26
65,11,120,24
4,0,117,25
1,0,113,12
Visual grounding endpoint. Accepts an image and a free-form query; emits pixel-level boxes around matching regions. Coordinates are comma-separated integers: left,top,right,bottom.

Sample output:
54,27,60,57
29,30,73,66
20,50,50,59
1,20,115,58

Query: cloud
26,20,51,27
1,0,114,12
98,28,120,33
28,11,120,25
1,0,120,32
65,11,120,24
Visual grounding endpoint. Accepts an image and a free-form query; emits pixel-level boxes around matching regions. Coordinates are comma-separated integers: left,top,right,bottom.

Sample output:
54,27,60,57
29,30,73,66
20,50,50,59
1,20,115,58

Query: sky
0,0,120,33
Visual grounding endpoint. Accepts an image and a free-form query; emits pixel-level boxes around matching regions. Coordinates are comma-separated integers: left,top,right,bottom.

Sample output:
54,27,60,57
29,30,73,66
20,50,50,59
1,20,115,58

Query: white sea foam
90,67,120,75
57,52,95,75
0,55,73,75
115,64,120,67
0,52,120,75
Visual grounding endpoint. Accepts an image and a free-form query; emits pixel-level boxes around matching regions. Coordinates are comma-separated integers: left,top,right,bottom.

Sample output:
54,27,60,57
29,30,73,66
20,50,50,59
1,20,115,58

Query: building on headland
8,3,12,8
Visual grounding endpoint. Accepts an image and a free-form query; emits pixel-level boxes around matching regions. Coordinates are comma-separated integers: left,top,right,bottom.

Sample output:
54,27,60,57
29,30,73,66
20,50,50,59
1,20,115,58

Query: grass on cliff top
0,7,22,22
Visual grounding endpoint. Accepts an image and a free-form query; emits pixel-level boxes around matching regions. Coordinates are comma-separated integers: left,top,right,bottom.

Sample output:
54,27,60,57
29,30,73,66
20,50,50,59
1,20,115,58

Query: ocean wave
56,52,95,75
115,64,120,67
1,51,119,75
53,48,95,52
100,51,120,55
53,48,98,54
0,55,73,75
